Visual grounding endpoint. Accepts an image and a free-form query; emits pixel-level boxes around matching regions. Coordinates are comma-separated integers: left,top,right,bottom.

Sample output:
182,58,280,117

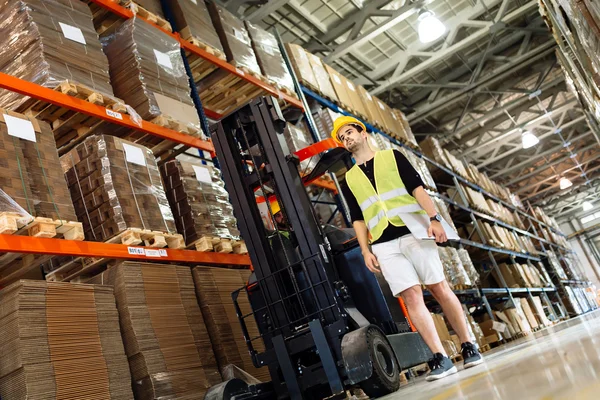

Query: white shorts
371,234,445,296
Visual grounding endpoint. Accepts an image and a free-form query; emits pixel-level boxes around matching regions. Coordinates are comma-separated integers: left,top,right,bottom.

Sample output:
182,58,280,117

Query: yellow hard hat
331,116,366,144
269,199,281,215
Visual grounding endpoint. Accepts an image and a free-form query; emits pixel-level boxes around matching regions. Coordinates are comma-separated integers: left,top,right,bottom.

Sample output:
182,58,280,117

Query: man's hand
362,251,380,273
428,221,448,243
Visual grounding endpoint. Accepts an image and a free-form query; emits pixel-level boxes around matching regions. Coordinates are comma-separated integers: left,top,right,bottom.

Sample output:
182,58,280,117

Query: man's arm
412,186,447,243
353,220,380,273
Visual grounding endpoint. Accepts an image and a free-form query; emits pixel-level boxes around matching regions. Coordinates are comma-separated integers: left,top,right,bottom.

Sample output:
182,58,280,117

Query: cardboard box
358,85,386,128
520,297,539,330
166,0,224,55
431,313,452,342
285,43,319,90
325,64,353,111
306,52,338,101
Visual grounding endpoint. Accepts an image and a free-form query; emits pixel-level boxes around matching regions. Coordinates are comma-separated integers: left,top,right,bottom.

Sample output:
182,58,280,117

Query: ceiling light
521,131,539,149
583,201,594,211
418,10,446,43
559,177,573,190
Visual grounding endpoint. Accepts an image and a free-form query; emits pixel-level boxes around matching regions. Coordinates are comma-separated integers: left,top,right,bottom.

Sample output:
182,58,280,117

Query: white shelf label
4,114,36,142
193,165,212,183
154,49,173,70
190,0,198,4
59,22,86,45
236,67,245,76
378,101,385,110
123,143,147,166
159,249,168,256
106,109,123,120
234,28,245,42
333,75,341,84
366,92,373,101
144,249,161,257
346,81,355,91
127,247,145,255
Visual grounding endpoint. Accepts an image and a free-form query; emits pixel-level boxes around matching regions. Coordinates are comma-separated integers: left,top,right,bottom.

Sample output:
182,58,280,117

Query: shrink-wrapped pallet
61,135,176,242
208,2,262,77
245,21,295,94
88,262,222,399
102,18,201,134
166,0,225,55
306,52,338,102
160,160,240,245
0,111,76,222
438,247,472,289
325,64,354,111
0,0,117,109
193,266,270,382
283,122,317,174
0,280,133,400
285,43,319,92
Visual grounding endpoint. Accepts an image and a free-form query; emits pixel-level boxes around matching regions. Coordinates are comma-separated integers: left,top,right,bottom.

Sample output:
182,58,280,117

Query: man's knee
400,285,424,308
427,280,452,300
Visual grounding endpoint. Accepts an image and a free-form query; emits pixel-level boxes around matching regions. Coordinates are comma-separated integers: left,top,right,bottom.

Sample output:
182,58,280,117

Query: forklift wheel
360,327,401,398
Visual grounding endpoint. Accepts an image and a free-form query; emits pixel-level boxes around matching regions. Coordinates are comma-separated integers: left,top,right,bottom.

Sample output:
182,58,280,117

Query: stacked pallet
0,280,133,399
193,266,271,382
438,247,474,290
245,21,296,97
88,262,222,399
160,160,241,251
0,0,116,110
283,122,317,173
61,135,178,243
103,18,201,140
490,263,551,289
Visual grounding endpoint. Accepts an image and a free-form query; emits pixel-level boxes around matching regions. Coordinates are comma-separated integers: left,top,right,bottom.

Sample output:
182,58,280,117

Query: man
332,116,483,381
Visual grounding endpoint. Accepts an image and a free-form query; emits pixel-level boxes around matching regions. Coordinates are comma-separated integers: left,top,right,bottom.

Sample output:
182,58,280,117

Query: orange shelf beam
0,72,214,153
0,234,251,266
294,138,341,161
88,0,304,112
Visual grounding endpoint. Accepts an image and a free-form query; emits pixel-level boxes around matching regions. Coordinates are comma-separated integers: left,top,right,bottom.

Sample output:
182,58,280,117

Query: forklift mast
211,97,350,399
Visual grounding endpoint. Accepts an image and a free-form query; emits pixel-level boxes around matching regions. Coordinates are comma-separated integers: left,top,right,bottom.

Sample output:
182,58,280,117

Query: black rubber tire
359,327,401,398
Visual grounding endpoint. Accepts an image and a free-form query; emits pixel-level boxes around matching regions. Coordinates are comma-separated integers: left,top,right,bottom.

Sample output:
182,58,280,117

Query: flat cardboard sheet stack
0,280,133,399
166,0,224,55
103,18,201,135
61,135,176,242
0,111,77,222
88,262,222,399
193,266,271,382
0,0,116,109
160,160,240,245
124,0,165,18
245,21,295,94
283,122,317,174
285,43,321,94
208,3,262,77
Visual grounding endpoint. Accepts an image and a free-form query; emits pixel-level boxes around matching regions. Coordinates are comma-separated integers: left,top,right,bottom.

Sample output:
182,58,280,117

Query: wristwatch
430,214,442,222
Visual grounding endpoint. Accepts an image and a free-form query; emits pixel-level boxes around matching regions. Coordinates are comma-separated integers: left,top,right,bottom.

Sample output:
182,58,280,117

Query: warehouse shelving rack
295,84,600,321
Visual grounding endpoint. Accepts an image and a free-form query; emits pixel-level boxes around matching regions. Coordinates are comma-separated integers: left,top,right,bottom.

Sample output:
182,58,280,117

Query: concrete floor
382,309,600,400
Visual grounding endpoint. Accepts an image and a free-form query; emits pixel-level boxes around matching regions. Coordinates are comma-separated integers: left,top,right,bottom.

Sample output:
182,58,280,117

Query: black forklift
206,97,431,400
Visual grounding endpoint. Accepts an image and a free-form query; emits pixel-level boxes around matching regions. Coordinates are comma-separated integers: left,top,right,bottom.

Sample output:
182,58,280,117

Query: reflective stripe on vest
345,149,425,243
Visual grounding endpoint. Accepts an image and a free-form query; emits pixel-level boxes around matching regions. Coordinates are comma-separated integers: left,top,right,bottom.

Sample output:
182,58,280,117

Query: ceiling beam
526,169,600,202
489,130,594,178
476,113,586,168
462,99,578,158
409,42,557,125
370,0,538,95
324,1,425,62
246,0,291,21
507,142,600,186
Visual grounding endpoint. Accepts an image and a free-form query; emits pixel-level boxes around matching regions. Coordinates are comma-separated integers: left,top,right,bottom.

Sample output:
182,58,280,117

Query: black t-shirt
341,150,425,245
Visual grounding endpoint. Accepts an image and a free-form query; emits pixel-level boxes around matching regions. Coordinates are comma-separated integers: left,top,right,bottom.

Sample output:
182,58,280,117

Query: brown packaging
165,0,224,55
88,262,222,399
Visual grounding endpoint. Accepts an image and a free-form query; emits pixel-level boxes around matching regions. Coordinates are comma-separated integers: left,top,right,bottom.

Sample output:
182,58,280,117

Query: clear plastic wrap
306,51,339,102
0,0,118,109
88,262,222,399
102,18,201,133
547,250,568,280
245,21,295,93
167,0,224,57
61,135,176,242
0,111,77,222
282,122,317,174
457,248,479,285
438,247,472,288
208,3,262,77
160,160,240,244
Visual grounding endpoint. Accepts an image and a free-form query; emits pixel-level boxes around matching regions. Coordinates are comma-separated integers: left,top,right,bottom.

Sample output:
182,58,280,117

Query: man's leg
400,284,445,355
427,280,471,343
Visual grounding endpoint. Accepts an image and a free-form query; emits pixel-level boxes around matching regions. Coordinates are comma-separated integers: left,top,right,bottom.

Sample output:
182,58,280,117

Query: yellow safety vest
345,149,425,243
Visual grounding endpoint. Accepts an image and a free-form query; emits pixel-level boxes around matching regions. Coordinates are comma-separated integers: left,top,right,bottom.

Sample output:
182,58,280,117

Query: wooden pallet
198,66,267,115
106,228,185,249
0,217,84,286
479,343,491,353
16,81,129,152
186,236,248,255
45,257,113,283
450,353,464,363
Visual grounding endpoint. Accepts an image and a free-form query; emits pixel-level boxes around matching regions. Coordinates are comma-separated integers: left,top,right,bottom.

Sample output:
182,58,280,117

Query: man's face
274,212,287,228
337,124,365,152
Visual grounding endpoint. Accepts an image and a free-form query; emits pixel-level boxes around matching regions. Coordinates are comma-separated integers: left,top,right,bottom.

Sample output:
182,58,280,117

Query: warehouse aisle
384,310,600,400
